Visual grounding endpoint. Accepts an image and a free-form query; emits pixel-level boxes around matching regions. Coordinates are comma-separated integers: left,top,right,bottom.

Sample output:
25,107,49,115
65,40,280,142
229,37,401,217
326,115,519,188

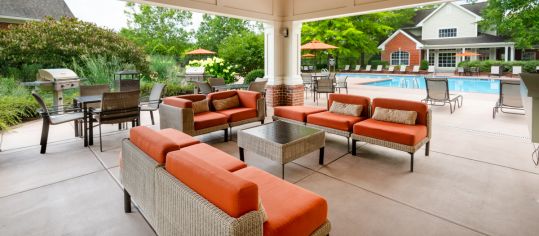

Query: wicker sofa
159,90,266,141
122,126,331,236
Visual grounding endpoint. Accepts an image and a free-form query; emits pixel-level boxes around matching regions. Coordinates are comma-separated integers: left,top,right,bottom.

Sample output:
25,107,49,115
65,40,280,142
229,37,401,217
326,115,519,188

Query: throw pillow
329,101,363,117
212,95,240,111
372,107,417,125
192,99,209,114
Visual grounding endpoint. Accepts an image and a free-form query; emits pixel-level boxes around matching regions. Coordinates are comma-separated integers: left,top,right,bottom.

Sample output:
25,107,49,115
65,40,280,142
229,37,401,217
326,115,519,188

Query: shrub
0,17,149,77
188,57,237,83
71,56,131,86
244,69,264,85
148,55,179,82
458,60,539,72
0,78,39,131
369,60,389,67
140,80,194,97
420,60,429,70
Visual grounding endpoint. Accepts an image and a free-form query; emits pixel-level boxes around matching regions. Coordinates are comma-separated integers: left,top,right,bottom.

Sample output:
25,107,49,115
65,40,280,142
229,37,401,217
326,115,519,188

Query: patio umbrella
456,51,481,57
185,48,217,55
301,40,338,70
302,53,316,58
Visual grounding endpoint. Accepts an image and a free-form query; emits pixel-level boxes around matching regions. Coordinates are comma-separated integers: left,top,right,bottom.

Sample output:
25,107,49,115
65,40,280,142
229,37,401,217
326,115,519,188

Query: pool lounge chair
456,67,465,76
411,65,420,74
489,66,501,77
398,65,407,73
493,80,524,118
512,66,522,77
427,66,435,75
374,65,383,73
422,77,463,114
353,65,361,72
387,66,395,73
363,65,372,72
342,65,350,72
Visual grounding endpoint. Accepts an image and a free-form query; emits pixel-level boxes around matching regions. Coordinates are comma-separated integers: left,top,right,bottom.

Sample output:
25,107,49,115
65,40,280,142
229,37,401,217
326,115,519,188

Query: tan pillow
372,107,417,125
212,95,240,111
192,99,209,114
329,101,363,117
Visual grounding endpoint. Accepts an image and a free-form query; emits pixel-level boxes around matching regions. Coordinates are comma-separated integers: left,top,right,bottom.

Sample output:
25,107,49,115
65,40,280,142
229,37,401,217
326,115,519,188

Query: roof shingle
0,0,74,21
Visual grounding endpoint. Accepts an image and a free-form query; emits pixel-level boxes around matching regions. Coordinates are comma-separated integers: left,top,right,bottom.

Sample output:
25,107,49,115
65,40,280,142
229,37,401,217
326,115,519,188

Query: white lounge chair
399,65,407,73
493,80,524,118
512,66,522,77
354,65,361,72
363,65,372,72
427,66,435,75
422,78,463,114
374,65,383,72
387,66,395,73
490,66,501,77
342,65,350,72
412,65,420,74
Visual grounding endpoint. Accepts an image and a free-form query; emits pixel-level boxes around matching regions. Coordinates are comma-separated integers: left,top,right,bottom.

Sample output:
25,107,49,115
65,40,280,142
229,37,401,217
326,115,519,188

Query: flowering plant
188,57,237,83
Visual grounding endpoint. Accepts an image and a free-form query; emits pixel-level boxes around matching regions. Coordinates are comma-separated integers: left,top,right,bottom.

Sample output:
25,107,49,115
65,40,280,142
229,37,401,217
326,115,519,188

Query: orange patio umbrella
302,53,316,58
456,51,481,57
185,48,217,55
301,40,338,50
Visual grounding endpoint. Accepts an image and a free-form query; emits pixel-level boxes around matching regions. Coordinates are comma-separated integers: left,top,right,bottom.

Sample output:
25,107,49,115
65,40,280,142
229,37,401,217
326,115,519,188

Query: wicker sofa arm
159,103,195,135
426,109,432,139
256,98,266,120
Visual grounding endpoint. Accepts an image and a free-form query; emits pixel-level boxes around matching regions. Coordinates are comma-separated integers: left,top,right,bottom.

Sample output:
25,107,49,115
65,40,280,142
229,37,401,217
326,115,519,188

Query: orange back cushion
165,150,258,218
163,95,207,108
129,126,179,164
371,98,428,126
328,94,370,118
237,90,261,109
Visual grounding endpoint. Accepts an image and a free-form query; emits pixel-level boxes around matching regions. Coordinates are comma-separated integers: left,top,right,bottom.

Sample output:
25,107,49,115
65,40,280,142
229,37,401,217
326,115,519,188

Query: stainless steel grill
36,69,80,107
185,66,205,82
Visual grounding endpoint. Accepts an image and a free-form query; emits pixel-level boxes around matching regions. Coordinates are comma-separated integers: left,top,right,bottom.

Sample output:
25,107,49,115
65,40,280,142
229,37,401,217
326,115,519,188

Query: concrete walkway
1,83,537,236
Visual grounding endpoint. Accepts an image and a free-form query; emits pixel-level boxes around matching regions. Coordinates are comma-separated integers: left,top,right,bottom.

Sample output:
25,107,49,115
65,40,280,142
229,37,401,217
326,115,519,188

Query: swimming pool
342,74,500,94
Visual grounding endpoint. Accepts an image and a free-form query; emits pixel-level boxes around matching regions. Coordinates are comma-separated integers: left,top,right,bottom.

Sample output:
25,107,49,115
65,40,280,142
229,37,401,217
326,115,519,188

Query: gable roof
416,2,482,27
378,29,423,50
410,2,487,27
0,0,74,22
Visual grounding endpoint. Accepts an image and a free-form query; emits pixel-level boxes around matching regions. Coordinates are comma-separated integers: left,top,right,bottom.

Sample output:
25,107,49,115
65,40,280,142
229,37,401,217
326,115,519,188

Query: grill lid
185,66,205,75
37,69,79,81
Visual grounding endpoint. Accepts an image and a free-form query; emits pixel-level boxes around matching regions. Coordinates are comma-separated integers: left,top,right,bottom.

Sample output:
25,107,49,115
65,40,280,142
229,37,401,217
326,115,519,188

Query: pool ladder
400,78,420,88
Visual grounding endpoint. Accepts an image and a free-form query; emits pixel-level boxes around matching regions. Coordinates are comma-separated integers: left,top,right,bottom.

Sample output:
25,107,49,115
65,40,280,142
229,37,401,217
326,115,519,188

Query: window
522,52,537,61
438,52,456,67
439,28,457,38
428,53,435,66
390,51,409,65
477,48,490,61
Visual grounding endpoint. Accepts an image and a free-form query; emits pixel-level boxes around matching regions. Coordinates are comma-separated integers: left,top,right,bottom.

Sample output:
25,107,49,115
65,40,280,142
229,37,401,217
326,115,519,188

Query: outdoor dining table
212,84,249,91
74,95,102,147
311,73,330,80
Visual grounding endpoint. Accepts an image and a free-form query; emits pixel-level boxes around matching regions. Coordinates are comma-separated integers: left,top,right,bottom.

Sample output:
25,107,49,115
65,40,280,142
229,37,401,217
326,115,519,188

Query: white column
426,48,430,62
461,47,465,64
504,46,509,61
263,21,303,86
511,46,515,61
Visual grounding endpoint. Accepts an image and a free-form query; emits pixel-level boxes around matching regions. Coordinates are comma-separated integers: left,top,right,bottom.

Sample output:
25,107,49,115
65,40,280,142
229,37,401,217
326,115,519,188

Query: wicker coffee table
237,121,325,178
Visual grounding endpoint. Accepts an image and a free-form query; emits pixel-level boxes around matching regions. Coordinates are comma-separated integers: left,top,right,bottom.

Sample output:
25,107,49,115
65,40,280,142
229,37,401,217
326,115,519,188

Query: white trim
378,29,423,50
423,42,515,49
416,2,482,27
390,50,410,66
0,15,40,23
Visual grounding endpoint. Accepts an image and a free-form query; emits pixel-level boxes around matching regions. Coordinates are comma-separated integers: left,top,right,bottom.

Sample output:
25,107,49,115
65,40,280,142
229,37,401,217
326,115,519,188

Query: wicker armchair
140,83,166,125
32,92,84,154
208,78,226,91
91,90,140,151
77,84,109,135
195,81,212,95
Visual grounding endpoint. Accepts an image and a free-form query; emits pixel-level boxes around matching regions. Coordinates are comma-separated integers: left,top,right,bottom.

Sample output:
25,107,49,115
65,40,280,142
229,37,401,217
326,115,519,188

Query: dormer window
439,28,457,38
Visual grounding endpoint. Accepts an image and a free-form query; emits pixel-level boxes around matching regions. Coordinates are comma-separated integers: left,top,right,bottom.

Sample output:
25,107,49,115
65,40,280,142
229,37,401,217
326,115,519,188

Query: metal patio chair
208,78,225,91
118,79,140,92
195,81,213,95
427,66,436,75
387,66,395,73
489,66,501,77
32,92,84,154
77,84,110,135
335,76,348,94
314,78,334,105
140,83,166,125
422,77,463,114
301,73,314,97
493,80,524,118
398,65,407,73
512,66,522,77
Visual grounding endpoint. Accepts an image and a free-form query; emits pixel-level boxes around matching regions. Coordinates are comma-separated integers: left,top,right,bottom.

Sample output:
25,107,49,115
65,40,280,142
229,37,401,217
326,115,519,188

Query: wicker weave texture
311,221,332,236
159,103,195,134
238,128,325,164
271,116,306,126
121,140,161,226
154,168,264,236
306,123,351,138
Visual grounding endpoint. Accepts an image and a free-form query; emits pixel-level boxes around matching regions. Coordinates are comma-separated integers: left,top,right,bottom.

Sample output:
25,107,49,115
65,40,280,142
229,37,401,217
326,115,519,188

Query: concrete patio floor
1,81,537,236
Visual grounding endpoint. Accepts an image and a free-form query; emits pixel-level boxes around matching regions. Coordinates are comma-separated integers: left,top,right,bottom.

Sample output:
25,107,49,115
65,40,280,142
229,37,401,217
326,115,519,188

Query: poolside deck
1,83,537,236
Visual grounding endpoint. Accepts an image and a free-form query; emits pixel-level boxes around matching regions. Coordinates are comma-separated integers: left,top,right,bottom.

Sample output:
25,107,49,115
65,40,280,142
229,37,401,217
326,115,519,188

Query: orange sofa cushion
273,106,326,123
216,107,258,122
307,111,365,132
353,119,427,146
129,126,178,164
237,90,261,109
158,128,200,148
179,143,247,172
371,98,428,126
165,151,258,218
193,111,228,130
163,94,206,108
328,94,370,118
234,167,327,236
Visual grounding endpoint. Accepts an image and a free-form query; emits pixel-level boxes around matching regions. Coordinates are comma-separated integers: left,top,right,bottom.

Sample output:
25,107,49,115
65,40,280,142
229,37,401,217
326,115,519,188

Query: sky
64,0,203,32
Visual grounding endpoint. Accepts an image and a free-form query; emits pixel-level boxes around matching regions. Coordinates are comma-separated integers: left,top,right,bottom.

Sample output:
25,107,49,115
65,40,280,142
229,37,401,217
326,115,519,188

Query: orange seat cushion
166,151,258,218
372,98,428,126
216,107,257,122
129,126,178,164
193,111,228,130
158,128,200,148
234,167,328,236
307,111,365,132
353,119,428,146
179,143,246,172
273,106,326,122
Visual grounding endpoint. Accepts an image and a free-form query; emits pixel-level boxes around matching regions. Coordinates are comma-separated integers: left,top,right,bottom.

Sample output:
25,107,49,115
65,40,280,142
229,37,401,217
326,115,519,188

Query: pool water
341,73,500,94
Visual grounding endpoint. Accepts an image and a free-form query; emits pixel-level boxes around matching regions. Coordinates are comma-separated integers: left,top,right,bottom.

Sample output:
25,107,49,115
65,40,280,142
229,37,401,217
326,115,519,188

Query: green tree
120,3,193,56
195,15,251,52
218,31,264,75
480,0,539,48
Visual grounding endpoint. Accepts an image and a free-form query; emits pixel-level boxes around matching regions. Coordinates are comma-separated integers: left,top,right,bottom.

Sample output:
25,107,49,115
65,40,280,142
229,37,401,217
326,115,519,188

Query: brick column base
266,84,304,107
